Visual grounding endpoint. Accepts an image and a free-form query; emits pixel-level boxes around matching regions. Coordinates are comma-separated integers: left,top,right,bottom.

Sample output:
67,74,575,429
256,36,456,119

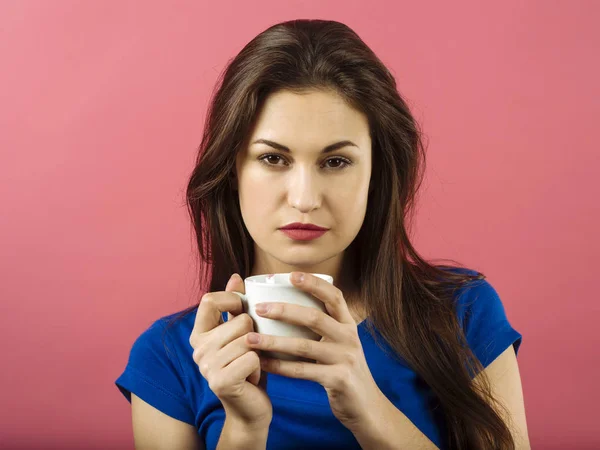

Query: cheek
237,170,277,227
328,178,369,228
331,171,369,205
240,182,273,207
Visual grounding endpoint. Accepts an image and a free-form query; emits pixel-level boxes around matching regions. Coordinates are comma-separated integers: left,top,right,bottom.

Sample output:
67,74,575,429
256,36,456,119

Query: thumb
225,273,245,320
225,273,245,295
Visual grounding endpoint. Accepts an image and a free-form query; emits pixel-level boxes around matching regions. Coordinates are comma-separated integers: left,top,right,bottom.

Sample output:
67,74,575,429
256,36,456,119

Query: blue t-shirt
115,270,522,449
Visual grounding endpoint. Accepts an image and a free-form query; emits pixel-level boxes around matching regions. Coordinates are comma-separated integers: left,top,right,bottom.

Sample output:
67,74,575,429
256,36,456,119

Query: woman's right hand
189,273,272,428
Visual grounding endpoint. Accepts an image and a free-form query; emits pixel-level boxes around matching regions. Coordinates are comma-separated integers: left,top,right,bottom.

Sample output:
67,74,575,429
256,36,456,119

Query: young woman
116,19,530,449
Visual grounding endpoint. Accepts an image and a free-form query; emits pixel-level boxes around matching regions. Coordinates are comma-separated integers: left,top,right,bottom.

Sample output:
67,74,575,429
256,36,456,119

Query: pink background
1,1,597,448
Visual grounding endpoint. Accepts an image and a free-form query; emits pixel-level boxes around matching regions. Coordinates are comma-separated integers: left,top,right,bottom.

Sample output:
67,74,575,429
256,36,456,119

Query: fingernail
255,303,269,314
291,272,304,283
247,332,260,344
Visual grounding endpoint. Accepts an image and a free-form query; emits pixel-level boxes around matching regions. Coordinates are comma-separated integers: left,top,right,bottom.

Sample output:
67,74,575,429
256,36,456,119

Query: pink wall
1,1,597,448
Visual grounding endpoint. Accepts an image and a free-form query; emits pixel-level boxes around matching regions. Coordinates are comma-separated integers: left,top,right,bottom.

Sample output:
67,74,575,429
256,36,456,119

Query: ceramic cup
232,273,333,361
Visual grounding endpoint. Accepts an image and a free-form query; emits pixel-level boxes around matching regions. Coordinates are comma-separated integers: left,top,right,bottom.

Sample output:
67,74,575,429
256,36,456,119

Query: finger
289,272,354,325
248,333,340,364
213,332,259,371
210,313,255,350
216,335,263,387
255,303,348,342
246,359,262,386
194,274,244,333
225,273,246,320
221,350,262,386
260,357,328,385
209,333,263,386
225,273,245,322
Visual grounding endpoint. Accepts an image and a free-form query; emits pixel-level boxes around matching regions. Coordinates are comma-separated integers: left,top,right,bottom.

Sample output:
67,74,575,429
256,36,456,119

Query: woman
116,19,530,449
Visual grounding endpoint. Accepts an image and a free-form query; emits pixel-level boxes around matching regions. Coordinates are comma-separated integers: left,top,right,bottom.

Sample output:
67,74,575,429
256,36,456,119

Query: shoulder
133,307,198,345
443,267,523,371
115,307,201,425
120,306,200,381
132,305,233,363
449,268,511,328
140,307,200,362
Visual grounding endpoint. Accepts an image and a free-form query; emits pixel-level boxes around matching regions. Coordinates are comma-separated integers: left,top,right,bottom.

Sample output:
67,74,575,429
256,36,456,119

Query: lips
280,228,327,241
279,222,328,231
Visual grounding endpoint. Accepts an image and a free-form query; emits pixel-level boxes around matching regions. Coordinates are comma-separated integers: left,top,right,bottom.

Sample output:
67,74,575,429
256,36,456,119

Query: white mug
232,273,333,361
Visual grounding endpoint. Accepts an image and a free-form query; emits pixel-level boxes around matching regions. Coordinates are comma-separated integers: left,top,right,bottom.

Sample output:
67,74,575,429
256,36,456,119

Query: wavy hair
164,19,514,449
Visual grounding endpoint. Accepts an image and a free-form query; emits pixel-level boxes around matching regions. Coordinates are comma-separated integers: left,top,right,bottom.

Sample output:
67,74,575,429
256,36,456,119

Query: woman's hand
189,273,273,429
245,272,385,431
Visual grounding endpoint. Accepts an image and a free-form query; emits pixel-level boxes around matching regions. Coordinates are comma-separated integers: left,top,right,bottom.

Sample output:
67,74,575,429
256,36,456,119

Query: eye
259,154,288,167
258,154,352,170
323,157,351,170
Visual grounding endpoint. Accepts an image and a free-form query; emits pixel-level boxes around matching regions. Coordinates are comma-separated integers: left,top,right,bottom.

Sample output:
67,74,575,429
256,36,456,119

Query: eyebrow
250,139,359,154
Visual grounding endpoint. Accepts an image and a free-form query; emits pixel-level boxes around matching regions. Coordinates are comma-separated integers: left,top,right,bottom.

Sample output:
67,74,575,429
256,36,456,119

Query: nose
287,165,322,213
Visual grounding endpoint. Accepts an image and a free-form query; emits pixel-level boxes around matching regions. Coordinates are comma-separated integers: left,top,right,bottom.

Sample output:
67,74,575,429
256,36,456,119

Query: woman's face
235,89,372,275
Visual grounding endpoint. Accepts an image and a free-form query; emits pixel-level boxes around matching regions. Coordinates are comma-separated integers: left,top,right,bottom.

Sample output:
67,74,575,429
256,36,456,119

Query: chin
271,248,338,267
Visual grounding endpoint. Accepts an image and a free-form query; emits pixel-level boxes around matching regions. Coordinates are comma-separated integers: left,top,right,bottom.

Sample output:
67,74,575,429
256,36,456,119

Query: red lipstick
279,222,329,241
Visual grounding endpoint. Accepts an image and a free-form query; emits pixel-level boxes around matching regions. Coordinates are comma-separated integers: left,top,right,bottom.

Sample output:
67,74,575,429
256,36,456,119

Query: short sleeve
115,319,196,425
456,277,522,374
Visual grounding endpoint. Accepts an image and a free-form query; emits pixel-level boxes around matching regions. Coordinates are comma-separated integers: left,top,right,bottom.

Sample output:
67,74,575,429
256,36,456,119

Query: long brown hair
165,19,514,449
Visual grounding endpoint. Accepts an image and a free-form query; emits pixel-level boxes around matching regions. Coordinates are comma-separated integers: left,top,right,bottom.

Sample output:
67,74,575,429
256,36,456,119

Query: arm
473,345,531,449
348,392,438,450
131,393,204,450
350,346,530,450
216,417,269,450
131,393,269,450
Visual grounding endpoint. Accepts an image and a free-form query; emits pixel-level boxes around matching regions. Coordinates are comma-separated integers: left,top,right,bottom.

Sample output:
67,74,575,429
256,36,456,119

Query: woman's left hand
245,271,385,431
